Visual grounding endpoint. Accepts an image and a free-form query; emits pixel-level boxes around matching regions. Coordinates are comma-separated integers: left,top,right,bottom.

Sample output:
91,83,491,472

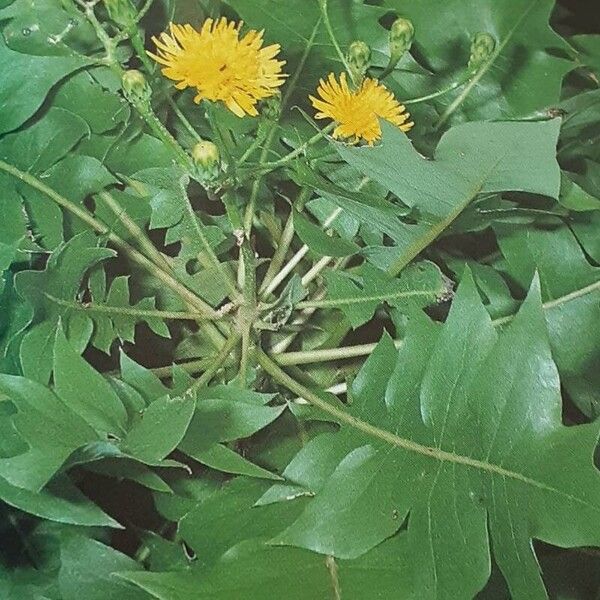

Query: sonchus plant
0,0,599,598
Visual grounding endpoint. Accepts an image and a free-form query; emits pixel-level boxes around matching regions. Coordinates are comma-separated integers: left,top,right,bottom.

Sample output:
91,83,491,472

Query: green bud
389,17,414,61
121,69,150,105
192,141,220,179
261,93,282,122
468,32,495,72
103,0,136,28
347,40,371,82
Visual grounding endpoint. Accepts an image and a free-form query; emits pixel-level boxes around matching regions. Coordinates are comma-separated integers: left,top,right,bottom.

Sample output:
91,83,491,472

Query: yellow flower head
149,18,286,117
310,73,413,145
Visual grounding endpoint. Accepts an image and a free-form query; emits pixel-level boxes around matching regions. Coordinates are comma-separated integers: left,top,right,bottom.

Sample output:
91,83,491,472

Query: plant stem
44,293,215,322
129,27,154,72
295,288,442,310
259,187,313,295
256,123,336,175
97,190,172,271
0,160,222,327
188,332,241,391
182,195,240,300
273,340,403,366
318,0,353,83
261,206,342,298
301,256,333,287
134,0,156,23
400,76,468,105
237,242,257,386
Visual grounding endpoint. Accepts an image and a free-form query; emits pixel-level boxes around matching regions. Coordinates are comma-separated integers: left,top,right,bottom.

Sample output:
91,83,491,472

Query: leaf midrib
258,350,600,513
295,288,442,310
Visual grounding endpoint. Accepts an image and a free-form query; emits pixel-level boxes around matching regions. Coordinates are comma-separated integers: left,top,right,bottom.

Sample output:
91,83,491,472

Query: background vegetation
1,0,600,598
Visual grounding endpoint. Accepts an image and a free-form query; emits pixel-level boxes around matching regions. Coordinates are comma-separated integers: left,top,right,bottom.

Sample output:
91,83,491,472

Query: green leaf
336,119,561,273
15,231,115,382
293,209,360,257
269,274,600,598
53,70,130,134
559,172,600,211
0,374,98,490
0,39,92,134
53,325,128,437
79,275,171,355
319,261,447,328
0,475,120,527
494,221,600,416
384,0,574,122
122,395,196,463
59,536,149,600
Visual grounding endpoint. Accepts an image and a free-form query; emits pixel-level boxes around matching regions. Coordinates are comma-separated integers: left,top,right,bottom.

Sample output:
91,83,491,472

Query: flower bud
103,0,136,29
261,93,282,122
192,141,220,179
121,69,150,104
468,32,495,72
347,40,371,83
389,17,414,61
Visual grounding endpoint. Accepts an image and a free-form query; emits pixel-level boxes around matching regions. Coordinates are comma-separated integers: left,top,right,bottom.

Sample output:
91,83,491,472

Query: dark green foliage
0,0,599,598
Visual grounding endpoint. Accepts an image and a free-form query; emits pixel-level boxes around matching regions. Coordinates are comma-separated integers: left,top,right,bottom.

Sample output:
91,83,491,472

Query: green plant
1,0,600,598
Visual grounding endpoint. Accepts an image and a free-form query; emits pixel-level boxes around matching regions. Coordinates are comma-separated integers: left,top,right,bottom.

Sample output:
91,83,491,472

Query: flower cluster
149,17,413,144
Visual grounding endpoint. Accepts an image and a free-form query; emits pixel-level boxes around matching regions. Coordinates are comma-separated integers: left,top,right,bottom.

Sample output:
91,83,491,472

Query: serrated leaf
494,221,600,416
0,373,98,490
320,261,447,328
269,273,600,599
15,232,114,382
315,119,561,273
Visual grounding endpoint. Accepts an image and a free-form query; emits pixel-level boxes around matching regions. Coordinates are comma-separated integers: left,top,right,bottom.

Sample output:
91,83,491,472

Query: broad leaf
383,0,574,123
267,273,600,599
326,119,560,273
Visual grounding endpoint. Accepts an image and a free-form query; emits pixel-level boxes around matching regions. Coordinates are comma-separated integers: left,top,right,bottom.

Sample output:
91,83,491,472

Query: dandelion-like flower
149,18,286,117
310,72,413,145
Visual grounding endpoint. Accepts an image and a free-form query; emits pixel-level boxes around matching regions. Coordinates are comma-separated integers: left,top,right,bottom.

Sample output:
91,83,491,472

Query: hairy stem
44,294,217,322
97,190,171,271
0,160,224,333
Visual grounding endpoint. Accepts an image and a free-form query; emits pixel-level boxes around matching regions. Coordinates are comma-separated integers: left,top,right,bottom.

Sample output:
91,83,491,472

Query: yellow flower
149,18,286,117
309,72,413,145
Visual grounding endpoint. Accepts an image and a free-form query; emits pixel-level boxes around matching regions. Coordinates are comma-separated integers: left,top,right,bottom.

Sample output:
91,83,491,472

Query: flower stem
260,204,342,299
256,123,336,175
259,187,312,295
237,242,257,386
318,0,354,83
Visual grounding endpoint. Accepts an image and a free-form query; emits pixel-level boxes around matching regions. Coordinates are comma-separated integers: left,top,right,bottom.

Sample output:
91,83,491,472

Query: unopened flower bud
121,70,150,105
389,17,414,61
103,0,136,29
262,93,282,122
468,32,495,72
347,41,371,83
192,141,220,179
